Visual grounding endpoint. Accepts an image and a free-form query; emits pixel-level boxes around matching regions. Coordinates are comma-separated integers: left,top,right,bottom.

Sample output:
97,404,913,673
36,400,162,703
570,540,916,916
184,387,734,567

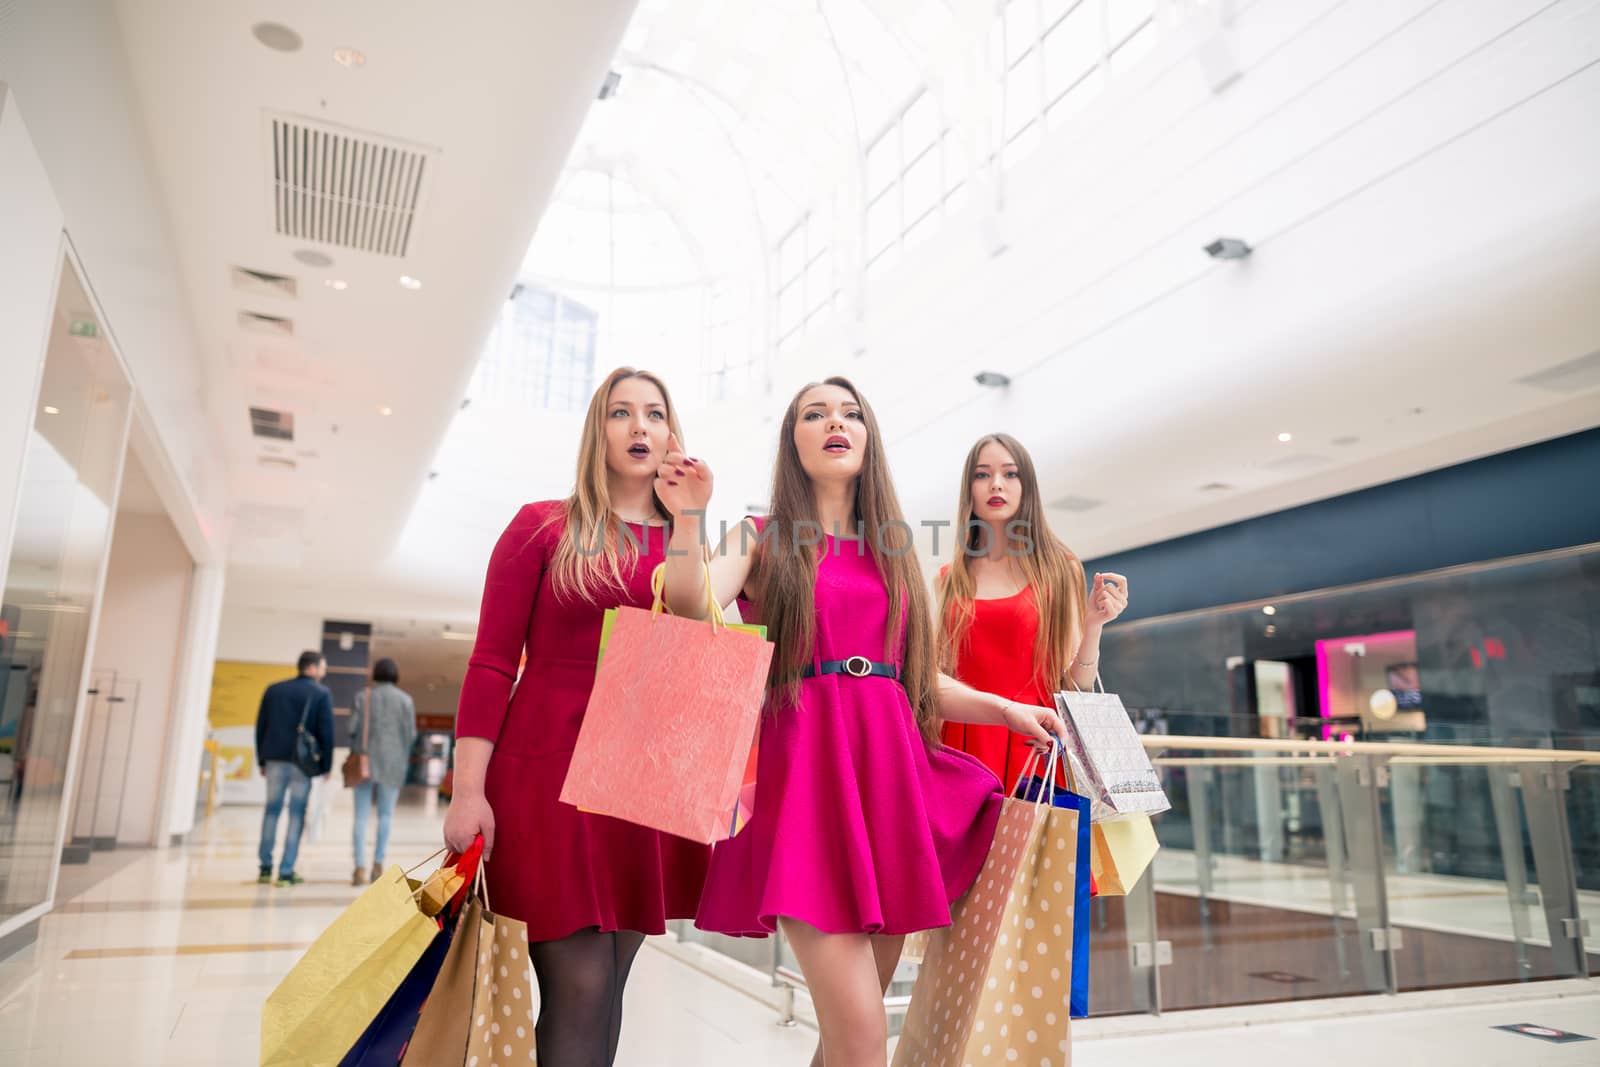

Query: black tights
528,927,646,1067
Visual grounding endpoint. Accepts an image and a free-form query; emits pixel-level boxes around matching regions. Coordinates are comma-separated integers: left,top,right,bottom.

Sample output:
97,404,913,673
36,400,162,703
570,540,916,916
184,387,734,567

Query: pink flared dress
696,527,1004,937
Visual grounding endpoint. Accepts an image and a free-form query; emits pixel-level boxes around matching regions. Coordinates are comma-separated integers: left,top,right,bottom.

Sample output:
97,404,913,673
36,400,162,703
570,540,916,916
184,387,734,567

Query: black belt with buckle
801,656,898,680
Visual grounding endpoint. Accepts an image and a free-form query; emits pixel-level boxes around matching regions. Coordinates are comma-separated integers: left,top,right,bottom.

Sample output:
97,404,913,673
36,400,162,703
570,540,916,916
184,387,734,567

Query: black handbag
293,695,323,777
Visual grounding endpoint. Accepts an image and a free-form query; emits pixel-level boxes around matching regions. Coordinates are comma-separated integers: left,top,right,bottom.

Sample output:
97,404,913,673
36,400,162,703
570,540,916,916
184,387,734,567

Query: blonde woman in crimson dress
443,367,711,1066
655,379,1072,1067
936,433,1130,787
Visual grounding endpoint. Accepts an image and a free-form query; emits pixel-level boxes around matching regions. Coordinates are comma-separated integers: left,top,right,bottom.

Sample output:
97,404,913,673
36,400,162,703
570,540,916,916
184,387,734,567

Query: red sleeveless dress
940,579,1054,792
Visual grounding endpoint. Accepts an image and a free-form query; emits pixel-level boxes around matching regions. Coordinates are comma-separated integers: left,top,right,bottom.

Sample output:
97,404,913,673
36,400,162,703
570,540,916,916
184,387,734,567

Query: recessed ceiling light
1265,624,1278,636
378,405,394,416
252,22,303,53
399,275,422,290
324,279,348,291
1262,605,1277,616
974,371,1011,387
43,405,60,415
1277,432,1293,443
293,249,335,268
1332,435,1360,447
333,47,366,68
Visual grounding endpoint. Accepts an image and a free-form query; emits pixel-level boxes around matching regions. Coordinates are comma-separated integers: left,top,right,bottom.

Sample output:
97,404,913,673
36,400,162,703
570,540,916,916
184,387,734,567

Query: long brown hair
752,377,940,742
936,433,1087,695
546,366,685,603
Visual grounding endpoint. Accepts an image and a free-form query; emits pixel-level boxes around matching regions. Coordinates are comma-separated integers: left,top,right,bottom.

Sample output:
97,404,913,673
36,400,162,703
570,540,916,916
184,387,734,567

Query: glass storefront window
1099,545,1600,893
0,256,132,928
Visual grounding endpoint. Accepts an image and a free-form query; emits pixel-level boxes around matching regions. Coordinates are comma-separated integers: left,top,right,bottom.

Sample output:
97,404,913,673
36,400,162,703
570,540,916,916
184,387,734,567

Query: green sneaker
276,872,305,888
257,868,273,885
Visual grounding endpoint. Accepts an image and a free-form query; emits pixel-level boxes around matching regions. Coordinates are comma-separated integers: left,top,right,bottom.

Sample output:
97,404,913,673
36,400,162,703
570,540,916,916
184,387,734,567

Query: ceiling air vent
232,266,298,299
250,406,295,441
1051,495,1103,512
267,113,434,258
239,310,294,336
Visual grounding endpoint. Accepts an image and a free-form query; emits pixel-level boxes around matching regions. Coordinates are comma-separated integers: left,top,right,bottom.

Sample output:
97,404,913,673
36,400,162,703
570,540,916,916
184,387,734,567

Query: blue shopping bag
1013,758,1093,1018
337,916,452,1066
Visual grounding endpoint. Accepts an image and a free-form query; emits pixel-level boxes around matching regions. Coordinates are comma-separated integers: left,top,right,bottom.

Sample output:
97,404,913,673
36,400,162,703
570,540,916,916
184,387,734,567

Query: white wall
90,510,193,845
215,603,323,666
0,3,226,546
0,84,63,588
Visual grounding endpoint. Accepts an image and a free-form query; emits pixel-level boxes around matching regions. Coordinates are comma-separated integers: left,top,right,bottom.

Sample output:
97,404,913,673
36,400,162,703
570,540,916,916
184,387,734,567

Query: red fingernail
667,480,680,486
686,458,698,466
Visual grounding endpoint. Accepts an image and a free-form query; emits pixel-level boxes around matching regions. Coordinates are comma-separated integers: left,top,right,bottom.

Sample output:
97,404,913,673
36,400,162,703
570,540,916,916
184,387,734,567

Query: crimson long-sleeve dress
455,500,711,940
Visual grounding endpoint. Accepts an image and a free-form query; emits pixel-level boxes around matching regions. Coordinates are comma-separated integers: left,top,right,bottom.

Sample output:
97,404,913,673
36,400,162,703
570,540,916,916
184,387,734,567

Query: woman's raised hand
654,432,713,517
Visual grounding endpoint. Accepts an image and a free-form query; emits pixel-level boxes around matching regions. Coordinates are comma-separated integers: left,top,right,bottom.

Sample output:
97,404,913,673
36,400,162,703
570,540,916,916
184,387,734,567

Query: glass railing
663,735,1598,1022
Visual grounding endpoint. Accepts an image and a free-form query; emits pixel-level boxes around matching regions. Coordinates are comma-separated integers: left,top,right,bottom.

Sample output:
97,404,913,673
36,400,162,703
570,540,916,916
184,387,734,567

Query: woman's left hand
1003,702,1069,751
1085,572,1130,628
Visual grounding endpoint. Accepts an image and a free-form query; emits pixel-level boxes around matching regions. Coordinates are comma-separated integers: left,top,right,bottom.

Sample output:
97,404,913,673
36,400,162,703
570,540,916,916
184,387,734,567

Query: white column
159,562,226,842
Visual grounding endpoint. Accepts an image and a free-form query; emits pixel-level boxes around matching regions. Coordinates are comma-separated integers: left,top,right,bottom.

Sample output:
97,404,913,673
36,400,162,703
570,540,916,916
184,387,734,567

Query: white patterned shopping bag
1055,681,1169,820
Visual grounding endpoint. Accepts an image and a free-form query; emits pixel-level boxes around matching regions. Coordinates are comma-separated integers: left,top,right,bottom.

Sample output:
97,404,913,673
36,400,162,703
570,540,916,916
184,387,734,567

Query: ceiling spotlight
1204,237,1253,260
598,70,622,100
333,47,366,68
399,275,422,290
378,405,393,416
1262,605,1277,616
43,405,61,415
252,22,303,53
1277,432,1293,443
1265,624,1278,636
974,371,1011,388
325,279,348,291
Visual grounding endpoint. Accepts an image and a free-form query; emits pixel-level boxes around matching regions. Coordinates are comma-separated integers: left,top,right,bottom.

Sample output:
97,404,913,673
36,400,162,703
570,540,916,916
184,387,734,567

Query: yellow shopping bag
1089,815,1159,896
261,865,440,1066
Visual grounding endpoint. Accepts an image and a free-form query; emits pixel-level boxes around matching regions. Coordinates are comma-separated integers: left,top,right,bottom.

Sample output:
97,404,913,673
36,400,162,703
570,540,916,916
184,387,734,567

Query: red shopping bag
561,564,772,843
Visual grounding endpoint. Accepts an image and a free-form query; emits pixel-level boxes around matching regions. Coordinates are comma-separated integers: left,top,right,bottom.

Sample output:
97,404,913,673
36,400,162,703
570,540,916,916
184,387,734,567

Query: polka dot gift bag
893,746,1089,1067
402,867,538,1066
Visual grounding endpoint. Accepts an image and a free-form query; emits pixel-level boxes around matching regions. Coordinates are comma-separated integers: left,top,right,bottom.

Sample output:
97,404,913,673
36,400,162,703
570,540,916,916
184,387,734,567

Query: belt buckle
843,655,872,678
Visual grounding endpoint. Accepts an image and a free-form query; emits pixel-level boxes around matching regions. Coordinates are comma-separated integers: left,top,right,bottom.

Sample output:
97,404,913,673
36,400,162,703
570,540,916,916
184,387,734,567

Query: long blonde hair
752,377,941,743
545,367,685,603
936,433,1087,694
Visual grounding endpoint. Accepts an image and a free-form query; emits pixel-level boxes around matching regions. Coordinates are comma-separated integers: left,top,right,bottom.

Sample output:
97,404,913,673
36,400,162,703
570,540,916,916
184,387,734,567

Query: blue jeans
352,780,402,870
258,761,312,876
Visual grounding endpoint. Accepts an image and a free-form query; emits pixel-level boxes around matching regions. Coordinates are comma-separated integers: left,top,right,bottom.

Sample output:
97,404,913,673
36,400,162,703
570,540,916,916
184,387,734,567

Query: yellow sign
209,660,294,782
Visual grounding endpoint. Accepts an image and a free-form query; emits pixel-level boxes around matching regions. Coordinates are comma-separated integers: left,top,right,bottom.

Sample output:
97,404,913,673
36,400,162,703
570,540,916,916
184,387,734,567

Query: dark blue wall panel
1087,427,1600,622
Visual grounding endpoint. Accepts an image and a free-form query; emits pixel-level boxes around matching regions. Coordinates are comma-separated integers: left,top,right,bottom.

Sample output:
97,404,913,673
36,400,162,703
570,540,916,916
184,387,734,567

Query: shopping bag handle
648,560,728,631
1011,741,1066,806
1063,671,1106,695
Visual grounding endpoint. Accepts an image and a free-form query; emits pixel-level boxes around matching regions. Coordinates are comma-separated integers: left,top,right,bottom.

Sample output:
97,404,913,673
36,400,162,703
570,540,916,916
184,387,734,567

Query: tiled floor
0,791,1594,1065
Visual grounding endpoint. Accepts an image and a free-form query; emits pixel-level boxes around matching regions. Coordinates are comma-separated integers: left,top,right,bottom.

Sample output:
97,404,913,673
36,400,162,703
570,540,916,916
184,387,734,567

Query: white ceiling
110,0,639,596
107,0,1600,628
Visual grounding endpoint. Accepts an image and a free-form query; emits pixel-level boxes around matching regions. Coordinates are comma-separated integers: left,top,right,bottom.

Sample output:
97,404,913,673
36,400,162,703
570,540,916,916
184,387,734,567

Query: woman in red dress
936,433,1130,788
443,366,711,1066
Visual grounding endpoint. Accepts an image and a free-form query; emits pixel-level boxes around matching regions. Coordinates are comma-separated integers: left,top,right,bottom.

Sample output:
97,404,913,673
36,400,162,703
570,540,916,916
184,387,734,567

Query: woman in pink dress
443,367,711,1066
656,377,1070,1067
